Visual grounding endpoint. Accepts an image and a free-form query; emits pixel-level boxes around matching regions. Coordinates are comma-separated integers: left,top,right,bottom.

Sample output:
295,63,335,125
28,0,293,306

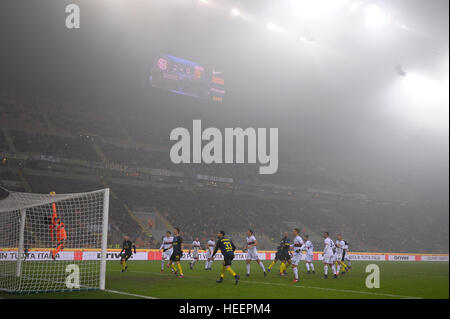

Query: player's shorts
275,251,282,260
335,254,343,263
246,249,259,261
121,252,132,261
291,251,303,265
305,253,314,263
280,251,291,261
162,249,173,260
192,250,199,259
223,254,234,266
322,253,334,264
170,251,182,262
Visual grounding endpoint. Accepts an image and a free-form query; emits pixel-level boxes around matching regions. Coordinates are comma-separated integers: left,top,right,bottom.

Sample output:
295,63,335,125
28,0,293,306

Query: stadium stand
0,93,448,253
10,130,100,162
0,130,9,152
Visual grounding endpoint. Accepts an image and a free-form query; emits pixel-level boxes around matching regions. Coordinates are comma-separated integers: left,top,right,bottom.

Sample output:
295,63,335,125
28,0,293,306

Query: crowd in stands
108,183,448,253
100,143,177,170
0,131,8,153
0,95,49,132
10,130,100,162
0,167,446,253
0,93,447,254
110,183,284,249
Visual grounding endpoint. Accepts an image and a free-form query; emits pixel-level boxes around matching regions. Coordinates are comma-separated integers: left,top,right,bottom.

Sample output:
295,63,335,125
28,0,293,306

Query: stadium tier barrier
0,249,448,262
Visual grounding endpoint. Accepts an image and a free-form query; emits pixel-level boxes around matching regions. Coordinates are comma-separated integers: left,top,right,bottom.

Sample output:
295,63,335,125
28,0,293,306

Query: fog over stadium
0,0,448,254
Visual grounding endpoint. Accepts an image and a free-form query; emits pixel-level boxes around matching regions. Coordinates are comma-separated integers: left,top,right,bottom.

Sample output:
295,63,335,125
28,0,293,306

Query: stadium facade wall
1,249,448,262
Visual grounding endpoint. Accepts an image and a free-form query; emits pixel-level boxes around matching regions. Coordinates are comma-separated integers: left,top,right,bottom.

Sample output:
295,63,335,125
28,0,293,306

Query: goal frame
0,188,110,294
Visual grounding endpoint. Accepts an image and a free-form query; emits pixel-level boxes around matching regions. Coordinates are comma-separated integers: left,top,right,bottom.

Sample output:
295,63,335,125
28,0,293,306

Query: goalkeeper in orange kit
49,192,67,260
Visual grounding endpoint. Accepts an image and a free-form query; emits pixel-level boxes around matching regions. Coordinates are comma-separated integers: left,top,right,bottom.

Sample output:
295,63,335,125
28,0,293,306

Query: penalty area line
104,289,158,299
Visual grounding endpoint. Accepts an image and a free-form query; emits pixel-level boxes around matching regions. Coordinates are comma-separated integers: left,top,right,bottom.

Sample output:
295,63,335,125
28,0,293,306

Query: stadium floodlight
299,34,316,43
231,8,241,17
349,0,363,13
299,35,308,42
0,188,110,294
403,73,448,102
364,4,390,28
267,22,285,33
290,0,351,19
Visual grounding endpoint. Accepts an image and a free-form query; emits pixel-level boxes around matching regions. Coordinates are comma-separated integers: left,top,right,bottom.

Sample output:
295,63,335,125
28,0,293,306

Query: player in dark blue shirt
212,231,240,285
168,228,184,278
267,232,290,275
120,236,136,273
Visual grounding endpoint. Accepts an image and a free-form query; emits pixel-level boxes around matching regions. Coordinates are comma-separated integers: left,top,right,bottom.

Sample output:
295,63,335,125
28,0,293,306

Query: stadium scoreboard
150,54,225,102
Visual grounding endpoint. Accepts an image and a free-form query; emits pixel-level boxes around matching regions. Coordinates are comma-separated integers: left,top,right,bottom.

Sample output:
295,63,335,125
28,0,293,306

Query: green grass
0,261,448,299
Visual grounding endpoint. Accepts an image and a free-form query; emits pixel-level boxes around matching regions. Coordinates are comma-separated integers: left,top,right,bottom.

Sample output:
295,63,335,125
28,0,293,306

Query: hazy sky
0,0,448,201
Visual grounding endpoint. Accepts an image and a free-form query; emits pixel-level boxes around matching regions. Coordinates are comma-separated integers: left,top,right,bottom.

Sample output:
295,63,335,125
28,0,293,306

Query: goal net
0,187,109,294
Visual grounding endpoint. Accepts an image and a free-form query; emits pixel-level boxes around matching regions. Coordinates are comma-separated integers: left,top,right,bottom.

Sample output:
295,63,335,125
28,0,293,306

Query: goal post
0,187,110,294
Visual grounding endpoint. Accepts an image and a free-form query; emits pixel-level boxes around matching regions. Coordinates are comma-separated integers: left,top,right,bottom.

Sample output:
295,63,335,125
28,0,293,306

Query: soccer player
245,229,266,277
120,236,136,273
322,232,335,279
267,234,284,272
334,234,347,277
189,237,201,270
290,228,304,283
205,238,215,270
49,192,67,260
267,232,290,275
342,240,352,273
302,235,315,274
49,191,58,242
49,191,67,260
168,228,184,278
279,234,292,276
159,231,173,272
212,231,240,285
51,219,67,259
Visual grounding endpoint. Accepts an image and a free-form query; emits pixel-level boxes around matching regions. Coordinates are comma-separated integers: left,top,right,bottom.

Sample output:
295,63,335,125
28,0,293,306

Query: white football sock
306,263,310,271
259,261,266,272
332,264,336,275
324,265,328,275
246,263,250,274
293,267,298,280
310,263,315,271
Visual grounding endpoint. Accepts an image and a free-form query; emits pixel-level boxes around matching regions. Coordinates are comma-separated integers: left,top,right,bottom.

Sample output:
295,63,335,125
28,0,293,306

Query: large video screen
150,54,225,102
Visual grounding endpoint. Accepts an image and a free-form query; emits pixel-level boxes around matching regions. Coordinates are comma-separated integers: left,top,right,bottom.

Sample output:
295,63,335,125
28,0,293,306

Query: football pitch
0,261,448,299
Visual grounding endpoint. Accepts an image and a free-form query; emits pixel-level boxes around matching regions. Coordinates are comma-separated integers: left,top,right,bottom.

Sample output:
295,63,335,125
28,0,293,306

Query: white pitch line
132,270,422,299
105,289,158,299
242,279,423,299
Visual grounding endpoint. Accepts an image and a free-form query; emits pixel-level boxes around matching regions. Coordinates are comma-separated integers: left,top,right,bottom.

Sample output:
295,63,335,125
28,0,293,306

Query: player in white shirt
290,228,304,283
322,232,336,279
302,235,315,274
205,238,216,270
245,230,266,277
334,234,346,277
159,231,173,272
189,237,201,270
